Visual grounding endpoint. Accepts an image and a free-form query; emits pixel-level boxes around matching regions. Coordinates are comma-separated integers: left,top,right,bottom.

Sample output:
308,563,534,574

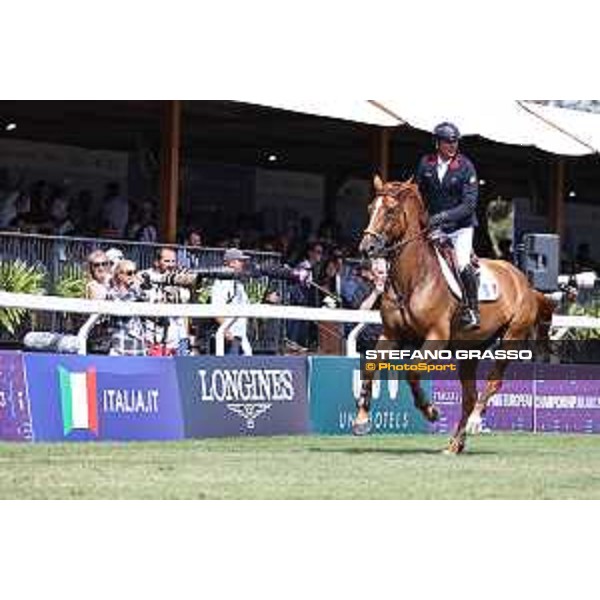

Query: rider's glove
429,211,449,229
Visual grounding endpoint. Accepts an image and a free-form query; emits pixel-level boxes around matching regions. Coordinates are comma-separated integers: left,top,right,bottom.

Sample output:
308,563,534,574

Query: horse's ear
406,176,415,185
373,174,384,192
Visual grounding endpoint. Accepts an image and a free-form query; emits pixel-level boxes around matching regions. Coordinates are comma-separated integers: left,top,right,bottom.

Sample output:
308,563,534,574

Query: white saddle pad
434,249,499,302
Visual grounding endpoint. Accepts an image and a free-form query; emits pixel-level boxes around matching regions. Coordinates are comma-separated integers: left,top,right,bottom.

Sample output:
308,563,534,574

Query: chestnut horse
354,175,554,454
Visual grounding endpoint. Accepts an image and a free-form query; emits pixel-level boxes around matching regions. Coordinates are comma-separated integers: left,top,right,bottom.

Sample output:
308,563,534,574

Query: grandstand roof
1,100,599,205
242,99,600,156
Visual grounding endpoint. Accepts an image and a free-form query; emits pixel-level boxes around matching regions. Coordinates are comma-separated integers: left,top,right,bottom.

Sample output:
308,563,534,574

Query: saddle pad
434,249,499,302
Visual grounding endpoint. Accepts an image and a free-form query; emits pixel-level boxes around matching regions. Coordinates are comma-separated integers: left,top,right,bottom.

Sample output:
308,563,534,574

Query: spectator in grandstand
85,249,112,300
6,192,38,233
84,249,113,354
341,258,388,352
105,248,125,275
101,182,129,238
211,248,252,355
255,285,283,355
317,255,343,305
140,246,191,356
49,195,75,236
106,260,146,356
127,201,158,243
27,180,50,228
0,168,15,228
287,241,323,348
574,242,598,273
71,189,96,236
178,228,204,269
317,219,340,250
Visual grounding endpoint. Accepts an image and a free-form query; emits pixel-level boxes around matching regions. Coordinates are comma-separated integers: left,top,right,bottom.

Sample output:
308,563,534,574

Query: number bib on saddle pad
434,248,500,302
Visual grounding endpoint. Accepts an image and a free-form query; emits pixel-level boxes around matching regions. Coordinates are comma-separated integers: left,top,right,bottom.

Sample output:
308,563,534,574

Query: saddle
432,236,499,302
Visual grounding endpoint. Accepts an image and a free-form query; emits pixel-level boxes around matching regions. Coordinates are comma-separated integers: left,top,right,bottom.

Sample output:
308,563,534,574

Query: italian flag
58,366,99,436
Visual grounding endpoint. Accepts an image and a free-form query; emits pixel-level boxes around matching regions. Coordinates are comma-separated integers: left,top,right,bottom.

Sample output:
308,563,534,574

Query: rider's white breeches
448,227,474,270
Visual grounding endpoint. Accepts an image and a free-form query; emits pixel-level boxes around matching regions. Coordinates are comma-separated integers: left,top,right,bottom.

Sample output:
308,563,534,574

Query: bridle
363,191,430,258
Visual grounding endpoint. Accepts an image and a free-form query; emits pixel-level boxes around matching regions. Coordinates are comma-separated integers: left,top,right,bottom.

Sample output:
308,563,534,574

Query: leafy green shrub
563,302,600,340
54,263,86,298
0,260,46,335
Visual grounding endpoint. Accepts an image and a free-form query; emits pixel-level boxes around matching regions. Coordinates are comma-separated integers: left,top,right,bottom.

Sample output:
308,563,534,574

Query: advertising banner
24,354,184,442
534,364,600,433
175,356,309,438
309,357,430,435
0,351,33,441
430,362,534,434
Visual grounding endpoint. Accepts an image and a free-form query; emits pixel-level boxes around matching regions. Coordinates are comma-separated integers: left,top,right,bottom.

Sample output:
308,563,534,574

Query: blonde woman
106,260,146,356
85,249,111,300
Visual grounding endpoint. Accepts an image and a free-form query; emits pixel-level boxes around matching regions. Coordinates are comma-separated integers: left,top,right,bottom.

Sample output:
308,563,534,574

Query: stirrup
460,308,480,330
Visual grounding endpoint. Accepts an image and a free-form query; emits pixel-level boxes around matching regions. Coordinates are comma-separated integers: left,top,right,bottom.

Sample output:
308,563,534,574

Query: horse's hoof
419,403,440,423
352,419,372,436
442,448,460,456
443,437,466,455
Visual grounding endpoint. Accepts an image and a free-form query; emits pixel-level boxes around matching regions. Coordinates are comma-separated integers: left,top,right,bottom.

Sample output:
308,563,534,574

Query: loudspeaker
520,233,560,291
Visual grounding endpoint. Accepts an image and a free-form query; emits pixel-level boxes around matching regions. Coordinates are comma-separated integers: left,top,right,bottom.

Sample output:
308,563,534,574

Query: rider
416,121,480,330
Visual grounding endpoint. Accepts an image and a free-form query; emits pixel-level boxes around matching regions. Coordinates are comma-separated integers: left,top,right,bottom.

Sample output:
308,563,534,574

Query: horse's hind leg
446,359,479,455
352,336,396,436
467,359,510,435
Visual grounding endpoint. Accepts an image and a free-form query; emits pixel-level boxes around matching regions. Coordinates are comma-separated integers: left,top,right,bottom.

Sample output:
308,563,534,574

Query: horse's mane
382,178,429,230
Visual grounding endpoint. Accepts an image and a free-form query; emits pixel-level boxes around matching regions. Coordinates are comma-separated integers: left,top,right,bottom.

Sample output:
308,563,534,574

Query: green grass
2,433,600,499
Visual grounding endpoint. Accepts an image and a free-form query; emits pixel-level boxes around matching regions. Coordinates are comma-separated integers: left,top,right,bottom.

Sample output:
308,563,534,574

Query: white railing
1,291,599,357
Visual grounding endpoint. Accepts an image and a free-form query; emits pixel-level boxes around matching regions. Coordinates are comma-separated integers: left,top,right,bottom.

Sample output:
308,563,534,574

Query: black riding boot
459,265,480,330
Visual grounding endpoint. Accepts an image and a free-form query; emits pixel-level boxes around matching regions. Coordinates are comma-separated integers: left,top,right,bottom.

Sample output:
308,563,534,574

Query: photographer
211,248,252,356
106,260,147,356
140,247,192,356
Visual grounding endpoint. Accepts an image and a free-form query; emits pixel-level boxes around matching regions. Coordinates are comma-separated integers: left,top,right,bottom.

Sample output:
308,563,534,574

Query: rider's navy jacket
416,153,479,232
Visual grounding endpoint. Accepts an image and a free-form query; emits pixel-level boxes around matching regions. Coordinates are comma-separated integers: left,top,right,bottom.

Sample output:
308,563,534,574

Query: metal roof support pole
159,100,181,243
550,158,566,240
372,126,391,181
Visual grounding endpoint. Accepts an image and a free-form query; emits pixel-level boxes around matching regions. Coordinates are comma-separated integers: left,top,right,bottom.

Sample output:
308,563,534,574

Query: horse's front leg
352,335,395,436
445,359,479,455
408,336,448,423
407,371,439,423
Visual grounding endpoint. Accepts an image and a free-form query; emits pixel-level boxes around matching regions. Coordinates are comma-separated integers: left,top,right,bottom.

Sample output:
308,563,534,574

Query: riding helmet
433,122,461,143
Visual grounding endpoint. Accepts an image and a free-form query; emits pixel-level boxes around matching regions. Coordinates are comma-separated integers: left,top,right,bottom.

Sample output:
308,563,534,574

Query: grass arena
2,434,600,499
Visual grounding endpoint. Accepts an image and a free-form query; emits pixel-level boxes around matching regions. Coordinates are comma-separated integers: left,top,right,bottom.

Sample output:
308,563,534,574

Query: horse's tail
534,290,556,344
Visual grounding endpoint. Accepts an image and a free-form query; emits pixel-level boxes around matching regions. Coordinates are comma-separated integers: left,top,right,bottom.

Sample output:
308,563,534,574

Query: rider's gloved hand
429,211,449,229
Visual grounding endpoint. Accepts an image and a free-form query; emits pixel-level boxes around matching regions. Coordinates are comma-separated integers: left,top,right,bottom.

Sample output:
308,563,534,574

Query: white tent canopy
245,100,399,127
241,99,600,157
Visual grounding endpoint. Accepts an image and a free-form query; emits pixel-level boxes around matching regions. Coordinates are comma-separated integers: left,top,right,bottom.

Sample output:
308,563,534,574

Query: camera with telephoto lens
139,264,307,291
139,268,200,290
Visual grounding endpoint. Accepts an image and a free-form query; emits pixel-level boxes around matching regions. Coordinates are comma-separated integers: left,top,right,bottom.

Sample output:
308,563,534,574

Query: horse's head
359,174,427,258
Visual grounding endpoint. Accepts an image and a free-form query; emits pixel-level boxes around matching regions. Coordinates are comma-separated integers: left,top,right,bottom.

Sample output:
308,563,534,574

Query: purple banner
534,364,600,433
0,351,32,441
176,356,309,438
430,362,534,434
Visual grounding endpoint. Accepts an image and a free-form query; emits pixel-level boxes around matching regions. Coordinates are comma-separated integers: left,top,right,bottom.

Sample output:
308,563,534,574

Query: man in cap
105,247,125,275
210,248,252,355
416,121,480,330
